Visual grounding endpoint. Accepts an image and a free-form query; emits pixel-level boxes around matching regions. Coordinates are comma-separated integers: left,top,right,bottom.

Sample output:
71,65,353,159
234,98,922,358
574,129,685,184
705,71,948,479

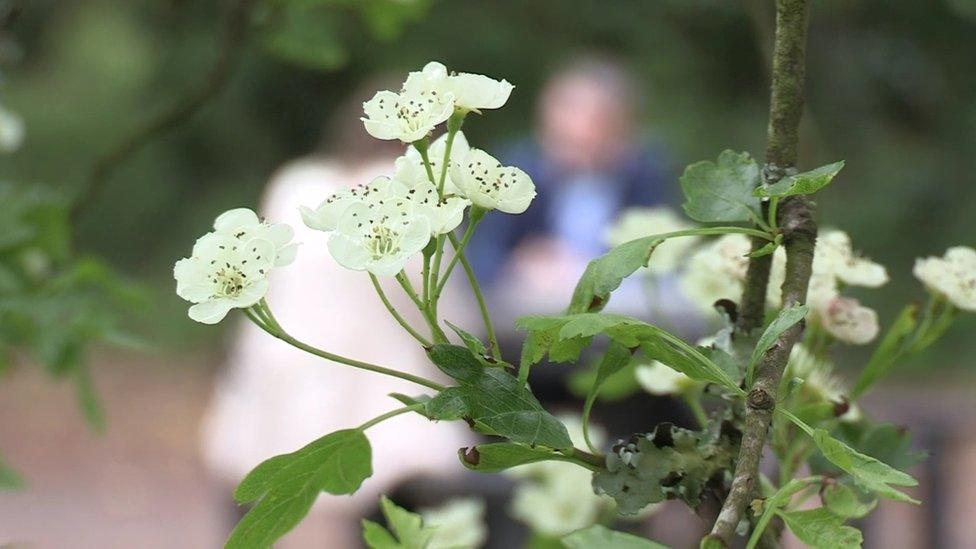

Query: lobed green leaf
426,345,573,449
680,150,762,223
777,507,862,549
227,429,372,548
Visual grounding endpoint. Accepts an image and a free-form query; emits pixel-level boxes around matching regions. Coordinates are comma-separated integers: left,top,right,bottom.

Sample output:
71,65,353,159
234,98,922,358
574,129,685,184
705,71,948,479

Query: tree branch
709,0,814,545
71,0,254,222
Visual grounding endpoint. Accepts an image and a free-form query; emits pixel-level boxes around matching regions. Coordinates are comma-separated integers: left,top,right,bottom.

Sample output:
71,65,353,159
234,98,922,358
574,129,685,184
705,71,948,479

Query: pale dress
199,156,475,545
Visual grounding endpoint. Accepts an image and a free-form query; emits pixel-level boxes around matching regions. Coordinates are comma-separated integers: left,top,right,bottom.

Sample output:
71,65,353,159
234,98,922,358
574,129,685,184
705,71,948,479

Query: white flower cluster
300,63,535,277
362,61,513,142
174,209,296,323
507,416,615,537
914,246,976,311
604,207,699,274
677,229,885,345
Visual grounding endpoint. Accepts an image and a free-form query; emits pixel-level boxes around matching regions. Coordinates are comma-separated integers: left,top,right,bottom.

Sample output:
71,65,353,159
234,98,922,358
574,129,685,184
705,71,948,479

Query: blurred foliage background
1,0,974,375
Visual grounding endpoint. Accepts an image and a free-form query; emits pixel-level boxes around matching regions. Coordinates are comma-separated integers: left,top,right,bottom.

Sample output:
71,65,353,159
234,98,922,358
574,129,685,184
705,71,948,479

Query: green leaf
445,320,488,359
458,442,574,473
517,313,741,392
568,235,664,313
426,345,573,449
581,343,633,451
0,452,24,491
227,429,372,548
746,305,808,385
362,495,436,549
822,482,877,519
782,411,919,503
851,304,918,398
562,525,667,549
754,161,845,198
777,507,862,549
680,150,762,223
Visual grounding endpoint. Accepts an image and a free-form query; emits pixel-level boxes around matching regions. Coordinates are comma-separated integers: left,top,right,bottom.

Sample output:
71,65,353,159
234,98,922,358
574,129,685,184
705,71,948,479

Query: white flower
508,416,611,537
397,130,471,196
301,174,465,237
914,246,976,311
786,344,860,421
680,233,751,312
450,147,536,213
819,296,879,345
300,177,405,232
213,208,297,266
0,103,25,153
404,61,513,112
362,87,455,143
327,200,431,276
420,498,487,549
174,233,277,324
635,361,698,395
605,207,698,274
816,230,888,288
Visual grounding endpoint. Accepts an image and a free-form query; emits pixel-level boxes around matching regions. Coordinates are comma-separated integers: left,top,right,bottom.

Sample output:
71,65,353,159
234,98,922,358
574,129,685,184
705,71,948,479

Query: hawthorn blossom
914,246,976,311
301,175,465,237
327,200,431,277
213,208,297,266
816,229,888,288
396,130,471,196
174,233,277,324
362,88,455,143
605,207,698,274
680,233,751,312
299,177,405,232
819,296,880,345
786,344,860,421
404,61,513,112
450,147,536,213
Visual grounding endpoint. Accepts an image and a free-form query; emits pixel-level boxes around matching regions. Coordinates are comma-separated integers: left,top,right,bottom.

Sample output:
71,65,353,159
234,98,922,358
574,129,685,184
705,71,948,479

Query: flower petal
214,208,260,232
188,299,234,324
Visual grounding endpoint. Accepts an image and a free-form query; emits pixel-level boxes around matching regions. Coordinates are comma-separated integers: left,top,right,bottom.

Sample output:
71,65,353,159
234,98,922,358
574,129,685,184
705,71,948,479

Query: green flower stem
396,272,449,343
567,447,606,471
446,232,502,361
357,404,424,431
413,137,437,186
243,306,446,392
434,208,485,297
683,392,709,429
745,475,822,549
437,112,465,195
369,274,433,347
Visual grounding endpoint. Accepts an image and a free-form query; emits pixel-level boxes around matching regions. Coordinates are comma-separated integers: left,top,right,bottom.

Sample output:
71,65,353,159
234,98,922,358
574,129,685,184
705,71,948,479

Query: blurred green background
1,0,974,370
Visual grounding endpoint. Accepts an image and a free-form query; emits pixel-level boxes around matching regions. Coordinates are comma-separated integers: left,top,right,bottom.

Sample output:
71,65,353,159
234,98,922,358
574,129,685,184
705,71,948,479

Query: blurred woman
199,79,474,547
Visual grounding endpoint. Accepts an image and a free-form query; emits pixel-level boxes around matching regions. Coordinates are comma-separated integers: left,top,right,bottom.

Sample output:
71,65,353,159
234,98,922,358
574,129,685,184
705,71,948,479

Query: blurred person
199,79,475,547
467,55,677,323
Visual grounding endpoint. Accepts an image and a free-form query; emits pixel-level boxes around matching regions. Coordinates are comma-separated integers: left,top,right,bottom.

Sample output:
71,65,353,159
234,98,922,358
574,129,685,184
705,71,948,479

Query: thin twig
71,0,254,222
708,0,815,545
